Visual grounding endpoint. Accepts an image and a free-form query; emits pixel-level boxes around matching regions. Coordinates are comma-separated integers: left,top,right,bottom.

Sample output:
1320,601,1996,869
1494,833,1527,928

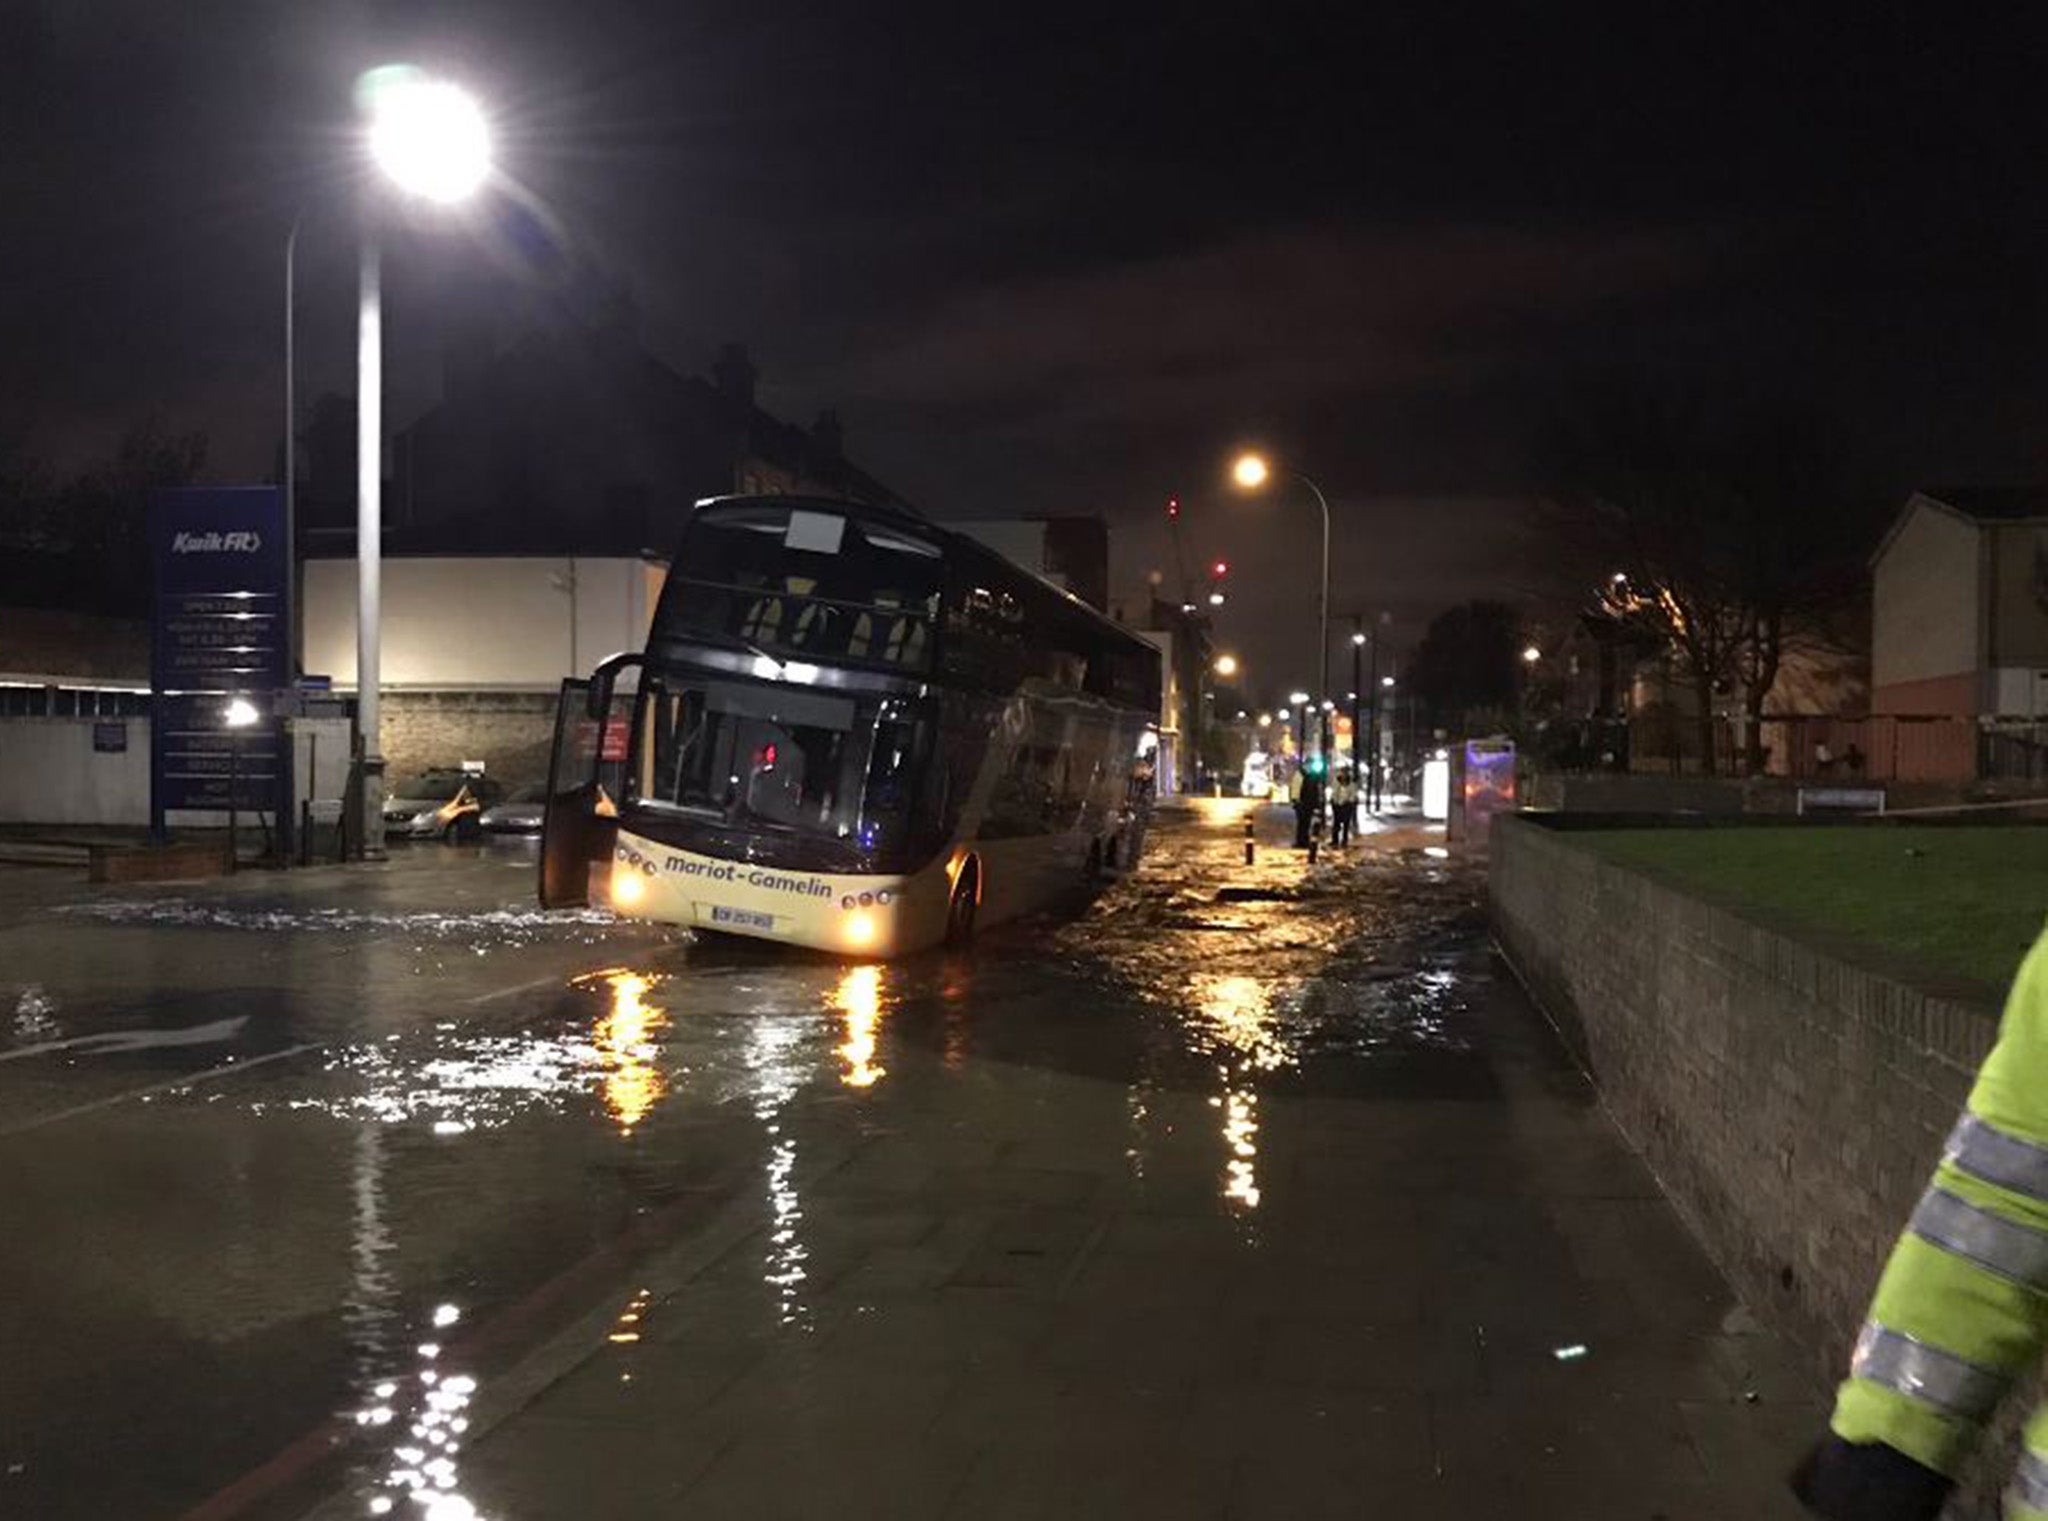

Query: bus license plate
710,906,774,931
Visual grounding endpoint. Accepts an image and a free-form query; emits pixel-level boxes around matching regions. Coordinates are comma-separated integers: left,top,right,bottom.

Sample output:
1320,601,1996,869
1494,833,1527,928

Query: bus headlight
844,909,877,948
612,871,646,910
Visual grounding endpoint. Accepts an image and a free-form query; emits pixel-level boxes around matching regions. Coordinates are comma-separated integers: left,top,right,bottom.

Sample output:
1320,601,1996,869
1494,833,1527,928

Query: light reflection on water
746,1016,813,1329
586,970,669,1133
831,964,887,1090
351,1325,485,1521
1190,974,1295,1215
260,967,681,1137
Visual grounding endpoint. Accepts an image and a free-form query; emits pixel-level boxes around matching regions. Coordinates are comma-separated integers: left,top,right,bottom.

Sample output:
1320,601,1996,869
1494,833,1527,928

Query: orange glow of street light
1231,452,1270,490
1214,654,1239,677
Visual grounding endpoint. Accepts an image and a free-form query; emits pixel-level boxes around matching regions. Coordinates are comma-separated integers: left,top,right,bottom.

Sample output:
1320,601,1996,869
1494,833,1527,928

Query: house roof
1921,485,2048,523
1869,486,2048,569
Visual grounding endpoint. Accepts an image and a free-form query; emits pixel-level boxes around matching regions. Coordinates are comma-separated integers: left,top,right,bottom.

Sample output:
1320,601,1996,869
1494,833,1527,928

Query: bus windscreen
635,676,932,869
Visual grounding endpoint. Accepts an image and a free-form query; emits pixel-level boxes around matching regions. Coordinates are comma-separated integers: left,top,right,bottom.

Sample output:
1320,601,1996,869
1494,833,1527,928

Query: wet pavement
0,802,1819,1520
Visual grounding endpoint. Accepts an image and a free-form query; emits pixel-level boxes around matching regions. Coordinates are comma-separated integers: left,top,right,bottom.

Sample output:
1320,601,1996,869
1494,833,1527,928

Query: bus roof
685,494,1157,662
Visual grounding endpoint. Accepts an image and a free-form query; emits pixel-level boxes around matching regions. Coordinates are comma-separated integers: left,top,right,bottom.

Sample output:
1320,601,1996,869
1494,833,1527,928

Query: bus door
538,676,634,908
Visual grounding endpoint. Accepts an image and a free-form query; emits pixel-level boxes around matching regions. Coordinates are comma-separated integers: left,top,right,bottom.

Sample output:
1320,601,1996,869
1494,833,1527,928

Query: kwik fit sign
149,487,287,819
150,488,287,693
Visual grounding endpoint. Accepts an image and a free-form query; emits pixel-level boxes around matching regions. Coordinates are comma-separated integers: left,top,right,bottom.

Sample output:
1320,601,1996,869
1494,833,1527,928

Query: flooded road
0,804,1814,1520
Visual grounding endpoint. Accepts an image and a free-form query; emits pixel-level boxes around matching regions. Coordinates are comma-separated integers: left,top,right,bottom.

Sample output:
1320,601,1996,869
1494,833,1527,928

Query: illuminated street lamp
1214,653,1240,677
1381,675,1396,689
1231,451,1331,763
1257,712,1272,729
1522,645,1542,664
1208,591,1226,607
353,66,493,858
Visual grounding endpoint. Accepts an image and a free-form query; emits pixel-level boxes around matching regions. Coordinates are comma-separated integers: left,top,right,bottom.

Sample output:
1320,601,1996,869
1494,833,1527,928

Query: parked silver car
478,782,549,836
381,770,505,841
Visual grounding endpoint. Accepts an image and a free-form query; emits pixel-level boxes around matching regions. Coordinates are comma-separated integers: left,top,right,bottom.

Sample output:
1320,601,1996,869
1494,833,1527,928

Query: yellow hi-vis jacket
1804,927,2048,1519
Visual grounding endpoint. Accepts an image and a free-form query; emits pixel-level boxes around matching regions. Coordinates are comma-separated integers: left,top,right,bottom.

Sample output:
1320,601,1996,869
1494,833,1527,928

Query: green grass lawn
1576,826,2048,991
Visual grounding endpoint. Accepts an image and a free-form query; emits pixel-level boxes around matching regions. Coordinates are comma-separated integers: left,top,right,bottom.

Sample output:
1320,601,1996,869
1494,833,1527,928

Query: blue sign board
149,488,289,826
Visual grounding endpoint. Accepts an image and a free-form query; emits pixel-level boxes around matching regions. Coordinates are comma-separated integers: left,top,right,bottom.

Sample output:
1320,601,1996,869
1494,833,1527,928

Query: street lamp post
352,65,492,859
1231,453,1331,764
1367,638,1382,810
1350,625,1365,808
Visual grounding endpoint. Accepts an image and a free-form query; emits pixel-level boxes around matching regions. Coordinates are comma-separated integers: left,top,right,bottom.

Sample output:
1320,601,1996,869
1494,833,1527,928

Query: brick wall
1491,816,2000,1371
1491,816,2019,1513
379,692,557,788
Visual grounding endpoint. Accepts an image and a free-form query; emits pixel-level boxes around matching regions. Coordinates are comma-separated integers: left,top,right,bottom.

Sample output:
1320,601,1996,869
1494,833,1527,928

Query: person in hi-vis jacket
1796,926,2048,1519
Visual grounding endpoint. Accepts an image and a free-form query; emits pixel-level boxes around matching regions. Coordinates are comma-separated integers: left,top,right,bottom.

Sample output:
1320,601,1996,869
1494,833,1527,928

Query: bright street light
1207,591,1226,607
362,66,493,203
1351,630,1367,646
1288,690,1310,705
1381,675,1396,689
1257,713,1272,727
352,65,495,859
1213,654,1239,677
1230,451,1331,766
1522,645,1542,664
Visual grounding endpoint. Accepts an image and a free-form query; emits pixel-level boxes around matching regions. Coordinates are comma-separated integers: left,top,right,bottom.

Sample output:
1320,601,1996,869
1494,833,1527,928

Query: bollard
1243,814,1256,866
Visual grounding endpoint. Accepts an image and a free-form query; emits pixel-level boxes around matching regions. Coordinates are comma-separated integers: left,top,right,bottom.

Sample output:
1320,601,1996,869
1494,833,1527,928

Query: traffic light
1303,754,1326,777
1166,497,1180,519
1212,560,1229,578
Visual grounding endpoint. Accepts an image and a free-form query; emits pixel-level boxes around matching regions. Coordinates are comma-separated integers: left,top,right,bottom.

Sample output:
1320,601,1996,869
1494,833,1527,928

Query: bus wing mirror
586,652,644,718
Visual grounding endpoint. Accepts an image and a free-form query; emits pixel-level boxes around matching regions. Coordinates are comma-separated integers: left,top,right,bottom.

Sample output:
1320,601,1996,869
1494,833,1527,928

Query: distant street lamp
1231,451,1331,764
1522,645,1542,664
353,65,493,859
1214,653,1240,678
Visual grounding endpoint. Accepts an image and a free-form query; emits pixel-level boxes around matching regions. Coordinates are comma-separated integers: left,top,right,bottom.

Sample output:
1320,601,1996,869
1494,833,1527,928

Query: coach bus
537,495,1162,956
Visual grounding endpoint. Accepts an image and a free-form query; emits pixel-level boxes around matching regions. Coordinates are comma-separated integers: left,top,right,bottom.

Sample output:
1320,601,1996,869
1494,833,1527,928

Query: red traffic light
1212,560,1229,578
1166,497,1181,518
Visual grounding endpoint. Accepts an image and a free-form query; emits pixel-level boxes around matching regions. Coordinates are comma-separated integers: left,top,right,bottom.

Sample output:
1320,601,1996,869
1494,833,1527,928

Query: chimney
810,409,844,460
712,343,757,408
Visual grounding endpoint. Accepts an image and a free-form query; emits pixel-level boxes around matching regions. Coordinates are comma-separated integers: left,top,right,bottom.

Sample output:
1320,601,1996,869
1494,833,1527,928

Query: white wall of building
304,557,666,690
1990,667,2048,719
0,718,150,825
1872,500,1980,689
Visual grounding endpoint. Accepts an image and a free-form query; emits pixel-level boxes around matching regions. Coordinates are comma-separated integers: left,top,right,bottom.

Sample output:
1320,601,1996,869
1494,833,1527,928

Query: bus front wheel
946,862,980,947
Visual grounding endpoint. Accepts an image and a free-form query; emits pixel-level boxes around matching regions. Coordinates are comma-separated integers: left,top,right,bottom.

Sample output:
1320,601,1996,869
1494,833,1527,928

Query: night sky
7,4,2048,697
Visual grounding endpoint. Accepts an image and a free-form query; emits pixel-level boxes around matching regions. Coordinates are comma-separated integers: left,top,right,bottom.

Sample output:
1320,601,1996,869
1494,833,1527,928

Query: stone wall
1489,815,2004,1374
379,692,557,789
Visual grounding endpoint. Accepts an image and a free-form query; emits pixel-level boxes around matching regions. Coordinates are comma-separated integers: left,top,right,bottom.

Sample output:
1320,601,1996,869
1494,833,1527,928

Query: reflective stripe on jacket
1828,928,2048,1481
